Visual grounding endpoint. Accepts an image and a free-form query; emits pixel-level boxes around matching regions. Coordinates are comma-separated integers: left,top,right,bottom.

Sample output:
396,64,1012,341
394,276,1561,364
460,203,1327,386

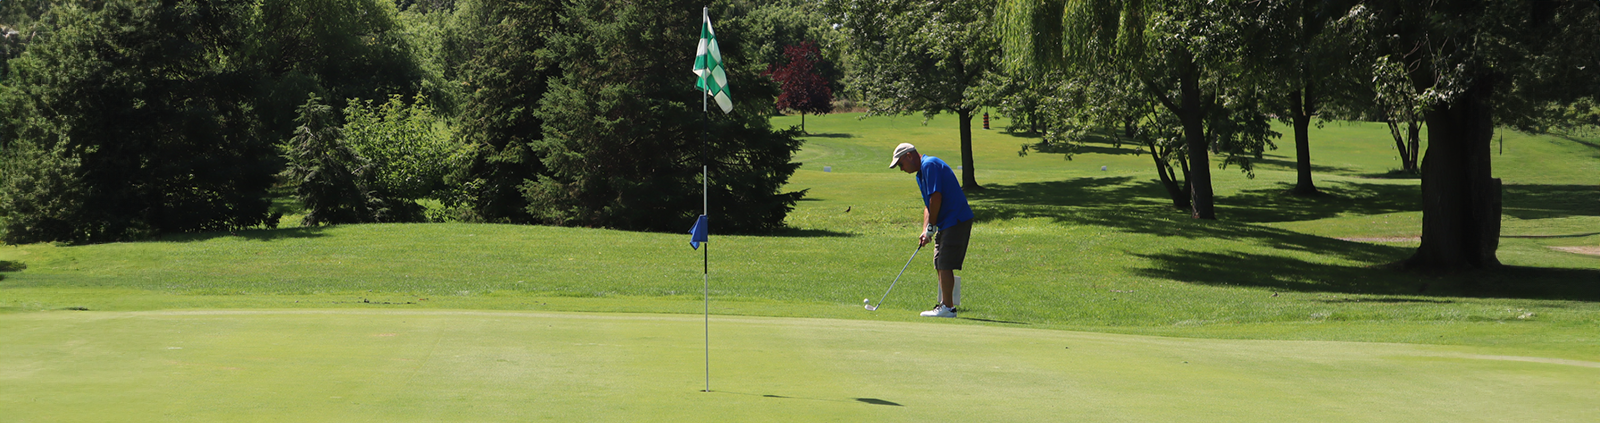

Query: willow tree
1000,0,1277,219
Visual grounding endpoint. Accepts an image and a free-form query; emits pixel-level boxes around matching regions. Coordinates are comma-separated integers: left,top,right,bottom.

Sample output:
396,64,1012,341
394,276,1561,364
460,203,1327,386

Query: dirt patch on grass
1549,246,1600,257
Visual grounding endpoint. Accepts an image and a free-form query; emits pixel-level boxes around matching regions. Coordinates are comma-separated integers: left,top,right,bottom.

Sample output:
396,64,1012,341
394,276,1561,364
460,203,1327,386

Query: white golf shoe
919,304,956,318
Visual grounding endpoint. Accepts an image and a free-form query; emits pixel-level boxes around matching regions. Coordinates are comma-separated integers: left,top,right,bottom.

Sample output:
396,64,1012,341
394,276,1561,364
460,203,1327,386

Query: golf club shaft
871,244,921,310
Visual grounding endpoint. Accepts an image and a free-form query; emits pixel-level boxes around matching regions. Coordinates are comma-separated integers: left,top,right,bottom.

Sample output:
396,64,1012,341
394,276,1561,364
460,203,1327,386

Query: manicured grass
0,112,1596,421
4,310,1597,422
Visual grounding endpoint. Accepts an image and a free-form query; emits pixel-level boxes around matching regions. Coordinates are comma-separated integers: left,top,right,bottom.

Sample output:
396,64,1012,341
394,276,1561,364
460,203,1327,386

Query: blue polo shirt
916,155,974,230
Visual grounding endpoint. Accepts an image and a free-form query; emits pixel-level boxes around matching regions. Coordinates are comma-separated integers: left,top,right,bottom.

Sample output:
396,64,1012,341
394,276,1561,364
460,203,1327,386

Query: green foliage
527,0,804,233
0,142,89,243
1000,0,1283,218
832,0,999,117
249,0,428,145
445,0,561,223
283,94,448,226
0,0,276,243
830,0,1002,189
720,0,846,94
343,94,461,202
283,95,372,226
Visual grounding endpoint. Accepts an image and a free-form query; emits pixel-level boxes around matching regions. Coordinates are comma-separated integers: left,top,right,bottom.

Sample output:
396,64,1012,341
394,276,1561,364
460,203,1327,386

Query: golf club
864,243,922,311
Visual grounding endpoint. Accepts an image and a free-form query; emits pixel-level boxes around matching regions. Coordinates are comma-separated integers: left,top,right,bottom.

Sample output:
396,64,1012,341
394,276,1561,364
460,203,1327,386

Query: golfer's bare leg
938,269,956,308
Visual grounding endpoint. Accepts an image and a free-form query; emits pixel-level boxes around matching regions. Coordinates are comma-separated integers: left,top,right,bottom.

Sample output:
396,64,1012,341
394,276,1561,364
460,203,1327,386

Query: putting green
3,310,1595,422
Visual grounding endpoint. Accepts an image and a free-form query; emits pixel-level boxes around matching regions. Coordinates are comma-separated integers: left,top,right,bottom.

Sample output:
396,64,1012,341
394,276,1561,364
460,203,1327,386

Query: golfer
889,143,973,318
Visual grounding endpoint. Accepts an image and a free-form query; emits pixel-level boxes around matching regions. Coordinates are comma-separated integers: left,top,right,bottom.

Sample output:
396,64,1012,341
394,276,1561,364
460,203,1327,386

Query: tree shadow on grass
769,228,856,238
1239,154,1363,175
1355,170,1423,180
1131,249,1418,295
1503,184,1600,219
151,226,332,243
1557,134,1600,152
1133,249,1600,301
973,180,1408,264
972,176,1600,300
800,133,855,139
1219,182,1420,223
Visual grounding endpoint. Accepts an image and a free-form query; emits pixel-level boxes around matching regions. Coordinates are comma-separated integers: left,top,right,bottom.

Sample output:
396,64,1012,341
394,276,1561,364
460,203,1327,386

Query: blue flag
689,215,709,250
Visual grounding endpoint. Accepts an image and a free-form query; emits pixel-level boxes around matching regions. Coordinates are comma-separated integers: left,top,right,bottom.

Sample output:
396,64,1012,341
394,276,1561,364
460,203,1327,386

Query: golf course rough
3,310,1596,422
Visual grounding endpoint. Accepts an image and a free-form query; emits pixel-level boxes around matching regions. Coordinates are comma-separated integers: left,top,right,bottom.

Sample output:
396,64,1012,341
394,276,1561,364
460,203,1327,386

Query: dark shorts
934,219,972,270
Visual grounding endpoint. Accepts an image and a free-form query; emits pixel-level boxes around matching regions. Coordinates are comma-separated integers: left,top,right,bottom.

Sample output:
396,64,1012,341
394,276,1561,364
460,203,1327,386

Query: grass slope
0,113,1597,421
2,115,1597,344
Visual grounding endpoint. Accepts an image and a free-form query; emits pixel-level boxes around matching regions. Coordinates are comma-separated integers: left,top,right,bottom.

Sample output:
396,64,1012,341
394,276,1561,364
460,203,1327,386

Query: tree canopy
832,0,1001,190
768,41,834,133
1,0,275,243
523,0,805,233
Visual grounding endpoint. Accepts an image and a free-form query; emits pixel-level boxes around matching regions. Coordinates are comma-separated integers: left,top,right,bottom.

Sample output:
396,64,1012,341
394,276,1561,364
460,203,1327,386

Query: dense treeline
0,0,826,243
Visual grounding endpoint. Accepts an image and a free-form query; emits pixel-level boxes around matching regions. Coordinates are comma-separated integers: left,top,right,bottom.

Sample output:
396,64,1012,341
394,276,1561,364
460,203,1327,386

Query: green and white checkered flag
693,7,732,114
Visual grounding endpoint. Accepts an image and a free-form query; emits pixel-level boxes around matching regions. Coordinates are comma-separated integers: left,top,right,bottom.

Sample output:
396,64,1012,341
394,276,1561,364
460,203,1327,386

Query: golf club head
864,304,877,311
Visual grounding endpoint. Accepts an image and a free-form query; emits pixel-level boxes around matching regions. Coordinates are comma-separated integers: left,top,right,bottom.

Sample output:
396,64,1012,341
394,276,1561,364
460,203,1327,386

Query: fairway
4,310,1597,422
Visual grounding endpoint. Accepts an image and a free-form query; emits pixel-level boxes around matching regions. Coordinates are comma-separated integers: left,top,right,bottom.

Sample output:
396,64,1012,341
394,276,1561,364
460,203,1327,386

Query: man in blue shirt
889,143,974,318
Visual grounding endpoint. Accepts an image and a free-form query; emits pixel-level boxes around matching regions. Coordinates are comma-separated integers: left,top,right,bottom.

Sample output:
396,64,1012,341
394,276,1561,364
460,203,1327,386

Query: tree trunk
1289,90,1318,195
1177,51,1215,219
1406,119,1422,172
800,112,806,134
1150,142,1190,210
957,108,982,191
1406,75,1501,271
1386,118,1411,171
1387,109,1424,174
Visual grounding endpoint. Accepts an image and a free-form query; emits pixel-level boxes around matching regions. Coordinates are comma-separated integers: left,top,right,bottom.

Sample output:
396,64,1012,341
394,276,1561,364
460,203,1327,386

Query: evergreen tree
0,0,275,243
527,0,804,233
446,0,561,223
283,95,372,226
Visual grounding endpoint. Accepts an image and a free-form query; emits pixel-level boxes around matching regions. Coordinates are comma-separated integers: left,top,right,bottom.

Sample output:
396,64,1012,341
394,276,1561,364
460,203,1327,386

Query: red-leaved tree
765,42,833,133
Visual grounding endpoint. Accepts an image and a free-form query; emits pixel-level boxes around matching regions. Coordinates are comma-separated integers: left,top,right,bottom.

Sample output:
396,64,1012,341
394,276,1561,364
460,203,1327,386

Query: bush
343,94,467,220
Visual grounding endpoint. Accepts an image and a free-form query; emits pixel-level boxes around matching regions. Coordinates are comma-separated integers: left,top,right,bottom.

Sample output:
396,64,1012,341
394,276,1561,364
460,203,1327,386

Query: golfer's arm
924,192,942,228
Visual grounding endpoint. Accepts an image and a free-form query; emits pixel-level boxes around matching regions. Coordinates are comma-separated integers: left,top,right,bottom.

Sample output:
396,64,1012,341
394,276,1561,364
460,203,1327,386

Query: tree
1371,55,1423,174
831,0,1000,190
248,0,428,145
343,94,463,219
724,0,846,94
525,0,804,233
1,1,50,88
1359,0,1600,271
1246,0,1366,196
767,41,833,133
1001,0,1279,219
443,0,561,223
0,0,276,243
283,95,371,226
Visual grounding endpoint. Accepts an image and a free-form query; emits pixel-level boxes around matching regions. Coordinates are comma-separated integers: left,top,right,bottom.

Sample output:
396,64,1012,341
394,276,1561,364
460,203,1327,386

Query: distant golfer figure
890,143,974,318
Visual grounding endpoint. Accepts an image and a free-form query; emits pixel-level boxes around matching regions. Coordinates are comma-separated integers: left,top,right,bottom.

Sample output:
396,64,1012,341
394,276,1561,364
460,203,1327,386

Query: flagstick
702,58,711,394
